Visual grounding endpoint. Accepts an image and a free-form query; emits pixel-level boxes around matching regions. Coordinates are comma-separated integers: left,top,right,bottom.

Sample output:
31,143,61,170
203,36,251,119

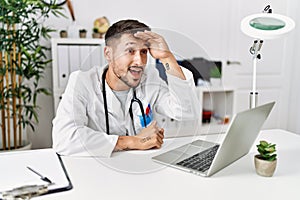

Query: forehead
112,34,148,49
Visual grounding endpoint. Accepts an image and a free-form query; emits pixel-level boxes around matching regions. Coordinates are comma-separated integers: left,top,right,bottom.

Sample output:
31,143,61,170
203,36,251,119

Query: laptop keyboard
176,145,220,172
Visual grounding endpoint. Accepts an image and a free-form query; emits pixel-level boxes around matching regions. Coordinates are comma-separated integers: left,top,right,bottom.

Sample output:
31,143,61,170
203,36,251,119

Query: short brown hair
105,19,151,45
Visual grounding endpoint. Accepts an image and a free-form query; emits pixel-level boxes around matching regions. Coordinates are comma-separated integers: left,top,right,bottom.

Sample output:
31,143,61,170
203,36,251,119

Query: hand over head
134,30,172,60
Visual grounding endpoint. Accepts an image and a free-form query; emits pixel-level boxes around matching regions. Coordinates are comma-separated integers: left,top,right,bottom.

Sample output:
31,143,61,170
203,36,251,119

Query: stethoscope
102,67,147,135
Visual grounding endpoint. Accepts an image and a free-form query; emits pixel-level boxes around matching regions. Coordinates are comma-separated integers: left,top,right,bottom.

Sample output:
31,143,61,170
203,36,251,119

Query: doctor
52,19,200,157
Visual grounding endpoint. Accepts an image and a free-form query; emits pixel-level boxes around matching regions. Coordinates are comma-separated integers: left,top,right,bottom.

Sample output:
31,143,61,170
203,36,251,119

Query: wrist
159,53,177,66
116,135,144,150
115,136,134,150
160,55,186,80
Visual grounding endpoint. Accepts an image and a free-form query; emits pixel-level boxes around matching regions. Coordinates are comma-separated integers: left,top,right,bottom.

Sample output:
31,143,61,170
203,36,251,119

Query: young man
52,19,200,157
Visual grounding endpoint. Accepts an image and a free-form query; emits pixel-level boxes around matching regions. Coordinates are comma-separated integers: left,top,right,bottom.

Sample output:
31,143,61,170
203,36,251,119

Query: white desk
39,129,300,200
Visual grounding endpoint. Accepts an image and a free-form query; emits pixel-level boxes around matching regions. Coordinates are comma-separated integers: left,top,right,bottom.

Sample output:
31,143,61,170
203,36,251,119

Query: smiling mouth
128,66,143,77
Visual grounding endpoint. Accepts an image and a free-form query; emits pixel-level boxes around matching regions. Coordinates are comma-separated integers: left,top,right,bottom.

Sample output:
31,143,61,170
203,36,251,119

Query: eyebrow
125,42,137,46
125,42,149,49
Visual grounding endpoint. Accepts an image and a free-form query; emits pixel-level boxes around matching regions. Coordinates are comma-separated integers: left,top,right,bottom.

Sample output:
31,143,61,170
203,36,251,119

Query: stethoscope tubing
102,68,147,135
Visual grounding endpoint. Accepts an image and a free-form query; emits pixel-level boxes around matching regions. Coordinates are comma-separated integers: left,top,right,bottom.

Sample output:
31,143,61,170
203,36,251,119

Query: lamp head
241,13,295,40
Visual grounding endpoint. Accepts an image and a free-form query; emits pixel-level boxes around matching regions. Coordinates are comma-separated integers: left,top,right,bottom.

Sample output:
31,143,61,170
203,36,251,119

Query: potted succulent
0,0,63,150
92,27,101,38
79,29,87,38
210,65,222,86
60,30,68,38
254,140,277,177
93,16,110,38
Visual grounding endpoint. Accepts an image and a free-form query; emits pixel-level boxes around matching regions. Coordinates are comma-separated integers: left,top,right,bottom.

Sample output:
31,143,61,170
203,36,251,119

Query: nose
132,51,146,66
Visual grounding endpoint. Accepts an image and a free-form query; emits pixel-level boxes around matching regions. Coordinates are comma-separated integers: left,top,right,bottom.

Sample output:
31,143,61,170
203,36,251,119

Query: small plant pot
92,32,101,38
60,30,68,38
1,140,32,152
254,155,277,177
79,32,87,38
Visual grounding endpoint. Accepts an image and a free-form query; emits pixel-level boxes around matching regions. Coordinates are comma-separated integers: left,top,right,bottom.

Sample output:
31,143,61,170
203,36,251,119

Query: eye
141,49,148,55
127,48,135,54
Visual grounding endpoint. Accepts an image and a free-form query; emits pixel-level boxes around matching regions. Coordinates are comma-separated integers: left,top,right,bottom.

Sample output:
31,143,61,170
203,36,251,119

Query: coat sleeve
153,66,201,121
52,71,118,157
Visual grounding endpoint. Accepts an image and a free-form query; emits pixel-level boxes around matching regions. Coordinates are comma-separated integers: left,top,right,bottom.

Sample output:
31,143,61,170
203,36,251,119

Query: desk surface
39,129,300,200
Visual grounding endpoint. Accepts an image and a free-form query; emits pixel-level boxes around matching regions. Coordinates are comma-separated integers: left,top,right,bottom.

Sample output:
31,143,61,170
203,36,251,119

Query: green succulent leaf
257,140,277,161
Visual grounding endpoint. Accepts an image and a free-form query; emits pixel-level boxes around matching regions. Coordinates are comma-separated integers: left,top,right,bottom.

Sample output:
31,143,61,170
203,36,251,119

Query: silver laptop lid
207,101,275,176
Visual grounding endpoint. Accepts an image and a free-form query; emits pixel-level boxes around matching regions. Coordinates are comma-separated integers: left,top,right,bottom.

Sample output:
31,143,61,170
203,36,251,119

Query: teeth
131,69,140,72
129,67,142,72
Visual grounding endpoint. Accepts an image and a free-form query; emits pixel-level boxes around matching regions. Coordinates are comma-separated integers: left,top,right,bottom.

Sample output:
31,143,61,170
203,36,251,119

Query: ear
104,46,112,62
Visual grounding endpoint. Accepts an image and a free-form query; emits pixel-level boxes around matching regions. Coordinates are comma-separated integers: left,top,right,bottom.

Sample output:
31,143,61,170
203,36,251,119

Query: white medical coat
52,65,200,157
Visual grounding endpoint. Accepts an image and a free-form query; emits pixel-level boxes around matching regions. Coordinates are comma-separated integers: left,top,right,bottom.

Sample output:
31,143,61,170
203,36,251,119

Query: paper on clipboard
0,148,72,195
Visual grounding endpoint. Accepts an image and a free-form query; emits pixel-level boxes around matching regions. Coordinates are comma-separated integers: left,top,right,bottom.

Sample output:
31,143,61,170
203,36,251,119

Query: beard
114,66,144,89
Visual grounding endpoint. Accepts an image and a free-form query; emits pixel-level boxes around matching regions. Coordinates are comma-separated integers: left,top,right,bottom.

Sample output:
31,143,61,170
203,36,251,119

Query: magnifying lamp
240,5,295,108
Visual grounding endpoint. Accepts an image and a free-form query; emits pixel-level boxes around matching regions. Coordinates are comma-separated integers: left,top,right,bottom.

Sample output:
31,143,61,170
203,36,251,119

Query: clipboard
0,148,72,199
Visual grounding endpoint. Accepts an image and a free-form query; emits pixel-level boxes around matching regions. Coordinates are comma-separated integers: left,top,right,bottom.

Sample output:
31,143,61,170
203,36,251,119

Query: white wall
48,0,230,59
31,0,300,149
286,0,300,134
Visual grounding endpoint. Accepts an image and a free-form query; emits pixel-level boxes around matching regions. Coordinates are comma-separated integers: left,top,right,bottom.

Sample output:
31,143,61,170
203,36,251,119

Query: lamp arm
250,40,263,108
249,40,263,55
251,54,258,108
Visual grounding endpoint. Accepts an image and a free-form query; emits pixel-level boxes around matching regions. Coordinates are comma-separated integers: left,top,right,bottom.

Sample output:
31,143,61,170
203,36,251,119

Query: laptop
152,102,275,177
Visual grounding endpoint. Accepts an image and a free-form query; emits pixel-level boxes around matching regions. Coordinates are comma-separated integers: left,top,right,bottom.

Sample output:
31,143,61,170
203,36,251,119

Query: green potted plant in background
0,0,63,151
93,16,109,38
60,30,68,38
254,140,277,177
79,29,87,38
92,27,100,38
209,65,222,86
92,16,110,39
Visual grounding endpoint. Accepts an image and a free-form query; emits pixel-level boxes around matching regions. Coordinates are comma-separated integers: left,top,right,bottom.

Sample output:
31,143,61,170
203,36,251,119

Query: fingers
135,120,165,150
134,31,165,48
143,30,163,41
156,128,165,148
134,31,171,60
156,135,163,147
134,30,158,41
149,120,162,135
138,130,164,149
158,128,164,139
150,120,157,127
149,121,164,138
151,128,165,149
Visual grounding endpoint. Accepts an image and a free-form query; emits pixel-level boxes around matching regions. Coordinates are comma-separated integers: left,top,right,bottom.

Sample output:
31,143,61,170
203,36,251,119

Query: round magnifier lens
250,17,286,30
